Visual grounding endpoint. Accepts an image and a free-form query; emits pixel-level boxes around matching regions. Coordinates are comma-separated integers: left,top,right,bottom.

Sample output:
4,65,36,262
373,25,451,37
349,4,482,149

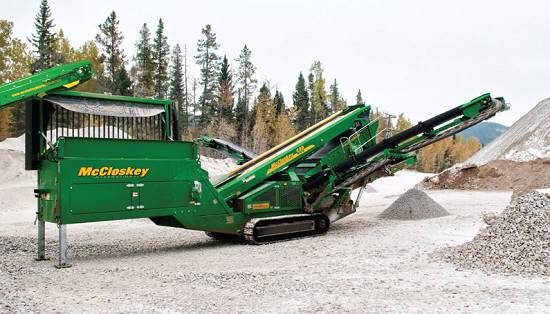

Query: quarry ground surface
1,171,549,313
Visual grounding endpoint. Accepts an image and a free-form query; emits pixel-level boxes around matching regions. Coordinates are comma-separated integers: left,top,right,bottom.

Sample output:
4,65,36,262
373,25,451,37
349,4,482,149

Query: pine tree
307,72,314,99
217,55,234,121
329,79,346,112
234,89,247,144
192,78,198,127
30,0,56,72
292,72,310,131
114,64,133,96
235,45,257,145
195,24,220,125
199,55,236,143
183,45,189,127
356,89,364,105
96,11,125,94
153,18,170,99
309,61,329,124
273,90,285,115
133,23,154,97
27,3,63,132
169,44,185,131
248,93,257,138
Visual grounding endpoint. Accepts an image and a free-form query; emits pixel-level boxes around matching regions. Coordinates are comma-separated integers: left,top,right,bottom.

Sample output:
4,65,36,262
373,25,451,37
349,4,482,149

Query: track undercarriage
243,214,331,244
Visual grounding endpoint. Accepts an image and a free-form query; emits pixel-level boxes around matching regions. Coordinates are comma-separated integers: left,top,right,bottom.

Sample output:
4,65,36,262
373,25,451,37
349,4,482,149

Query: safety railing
44,103,167,145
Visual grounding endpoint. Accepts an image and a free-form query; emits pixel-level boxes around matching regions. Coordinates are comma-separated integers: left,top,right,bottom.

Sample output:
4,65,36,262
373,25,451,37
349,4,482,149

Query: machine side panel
39,138,229,225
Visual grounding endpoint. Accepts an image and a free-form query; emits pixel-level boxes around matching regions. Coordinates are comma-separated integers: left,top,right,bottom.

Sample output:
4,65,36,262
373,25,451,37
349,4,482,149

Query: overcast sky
4,0,550,125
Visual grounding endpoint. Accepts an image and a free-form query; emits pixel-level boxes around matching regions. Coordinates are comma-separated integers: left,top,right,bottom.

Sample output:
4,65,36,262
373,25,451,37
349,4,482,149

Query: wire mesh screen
44,102,167,144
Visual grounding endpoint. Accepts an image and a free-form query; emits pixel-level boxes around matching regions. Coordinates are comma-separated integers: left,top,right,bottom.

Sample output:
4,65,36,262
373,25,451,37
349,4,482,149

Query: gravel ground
1,175,549,313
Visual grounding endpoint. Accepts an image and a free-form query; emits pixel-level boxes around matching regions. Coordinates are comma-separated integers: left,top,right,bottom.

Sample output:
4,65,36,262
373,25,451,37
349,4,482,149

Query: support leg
353,182,367,211
55,224,71,268
35,214,48,261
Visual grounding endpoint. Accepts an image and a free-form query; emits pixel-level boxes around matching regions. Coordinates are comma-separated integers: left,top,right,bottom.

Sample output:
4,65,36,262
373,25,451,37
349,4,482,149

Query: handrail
341,117,384,155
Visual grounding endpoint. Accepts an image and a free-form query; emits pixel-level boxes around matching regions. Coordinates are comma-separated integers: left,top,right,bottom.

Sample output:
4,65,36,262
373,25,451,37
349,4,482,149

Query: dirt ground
1,171,549,313
420,158,550,193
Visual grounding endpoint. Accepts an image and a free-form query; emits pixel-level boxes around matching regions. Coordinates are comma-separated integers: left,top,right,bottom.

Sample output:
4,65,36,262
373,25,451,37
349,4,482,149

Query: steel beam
35,214,47,261
55,224,71,268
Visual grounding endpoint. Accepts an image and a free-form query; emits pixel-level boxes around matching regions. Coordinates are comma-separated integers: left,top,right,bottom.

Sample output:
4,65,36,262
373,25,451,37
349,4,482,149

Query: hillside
458,122,508,145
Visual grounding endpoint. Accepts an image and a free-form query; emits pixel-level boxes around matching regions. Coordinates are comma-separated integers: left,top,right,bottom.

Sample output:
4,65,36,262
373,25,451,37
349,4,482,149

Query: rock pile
378,189,450,220
468,98,550,164
439,191,549,275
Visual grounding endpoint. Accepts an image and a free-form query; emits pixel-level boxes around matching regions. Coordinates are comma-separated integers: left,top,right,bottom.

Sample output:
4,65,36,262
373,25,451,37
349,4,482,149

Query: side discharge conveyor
196,136,257,165
0,60,509,266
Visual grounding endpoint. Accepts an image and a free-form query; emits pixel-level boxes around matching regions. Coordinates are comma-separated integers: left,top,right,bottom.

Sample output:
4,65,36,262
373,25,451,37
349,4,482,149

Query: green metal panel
69,182,132,214
139,181,192,210
56,137,193,159
237,181,303,214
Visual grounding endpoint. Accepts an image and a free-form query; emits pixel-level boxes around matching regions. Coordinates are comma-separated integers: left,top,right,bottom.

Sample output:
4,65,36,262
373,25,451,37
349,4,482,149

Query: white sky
4,0,550,125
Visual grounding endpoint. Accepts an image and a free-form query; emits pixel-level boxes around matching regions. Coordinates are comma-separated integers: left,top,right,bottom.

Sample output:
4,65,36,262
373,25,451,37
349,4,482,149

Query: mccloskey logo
78,166,149,177
267,145,315,174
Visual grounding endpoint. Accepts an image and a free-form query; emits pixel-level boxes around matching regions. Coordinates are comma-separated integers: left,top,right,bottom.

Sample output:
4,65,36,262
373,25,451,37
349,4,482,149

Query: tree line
0,0,481,172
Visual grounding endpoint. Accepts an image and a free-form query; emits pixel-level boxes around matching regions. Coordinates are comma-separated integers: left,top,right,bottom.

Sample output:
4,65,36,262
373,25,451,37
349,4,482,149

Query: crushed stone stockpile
420,158,550,192
378,189,450,220
468,98,550,164
437,192,549,275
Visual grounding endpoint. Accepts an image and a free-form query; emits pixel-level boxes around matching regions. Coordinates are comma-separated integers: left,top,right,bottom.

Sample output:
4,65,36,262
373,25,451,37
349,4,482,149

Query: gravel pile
378,189,450,220
439,191,549,275
467,98,550,164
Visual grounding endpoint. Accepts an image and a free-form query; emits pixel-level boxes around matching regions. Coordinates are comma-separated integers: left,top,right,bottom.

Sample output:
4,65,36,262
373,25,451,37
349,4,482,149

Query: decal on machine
77,166,150,177
266,144,315,174
252,202,270,210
